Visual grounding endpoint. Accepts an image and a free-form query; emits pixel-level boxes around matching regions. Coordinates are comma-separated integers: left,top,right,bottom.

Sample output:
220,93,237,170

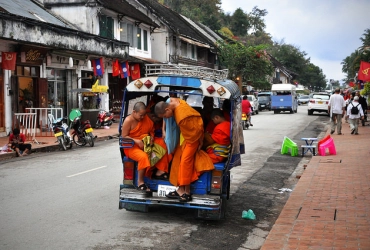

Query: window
127,24,134,47
181,41,187,57
120,22,127,42
137,28,142,50
143,30,148,51
191,44,195,59
99,14,114,39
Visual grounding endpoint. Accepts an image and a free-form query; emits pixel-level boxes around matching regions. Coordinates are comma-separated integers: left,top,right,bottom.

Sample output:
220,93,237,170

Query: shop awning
179,36,210,48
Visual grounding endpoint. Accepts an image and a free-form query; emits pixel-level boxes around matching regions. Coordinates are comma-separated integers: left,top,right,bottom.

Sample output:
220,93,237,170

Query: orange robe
169,100,214,186
206,121,231,163
123,115,169,177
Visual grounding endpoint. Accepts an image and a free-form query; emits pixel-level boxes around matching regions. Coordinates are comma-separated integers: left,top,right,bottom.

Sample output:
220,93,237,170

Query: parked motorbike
52,117,73,151
241,112,250,130
95,110,114,129
71,117,95,147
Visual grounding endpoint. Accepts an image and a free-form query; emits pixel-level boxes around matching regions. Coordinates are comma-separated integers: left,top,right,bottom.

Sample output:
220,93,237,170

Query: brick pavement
261,120,370,250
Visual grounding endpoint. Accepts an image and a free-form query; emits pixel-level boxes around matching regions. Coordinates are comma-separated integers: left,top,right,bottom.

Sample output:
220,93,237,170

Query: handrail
145,64,229,81
13,113,37,141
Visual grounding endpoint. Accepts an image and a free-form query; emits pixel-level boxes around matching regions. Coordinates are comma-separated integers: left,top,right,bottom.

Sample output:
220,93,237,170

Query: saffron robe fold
123,115,169,176
206,121,231,163
169,100,214,186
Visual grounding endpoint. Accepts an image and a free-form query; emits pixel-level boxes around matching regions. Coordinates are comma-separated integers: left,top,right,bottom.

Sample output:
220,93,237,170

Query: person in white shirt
346,96,364,135
328,88,346,135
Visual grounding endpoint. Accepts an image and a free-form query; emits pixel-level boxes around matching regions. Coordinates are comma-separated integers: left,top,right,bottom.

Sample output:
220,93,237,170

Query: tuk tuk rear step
119,192,221,210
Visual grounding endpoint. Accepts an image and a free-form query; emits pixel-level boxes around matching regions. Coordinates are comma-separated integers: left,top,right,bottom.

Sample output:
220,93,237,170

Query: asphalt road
0,105,329,250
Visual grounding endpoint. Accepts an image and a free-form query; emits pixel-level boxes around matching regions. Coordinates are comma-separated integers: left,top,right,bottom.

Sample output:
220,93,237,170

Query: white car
307,93,331,115
247,95,259,115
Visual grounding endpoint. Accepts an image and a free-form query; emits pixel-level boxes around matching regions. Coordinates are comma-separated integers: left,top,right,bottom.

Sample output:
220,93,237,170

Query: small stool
301,145,316,156
318,138,336,156
281,136,298,156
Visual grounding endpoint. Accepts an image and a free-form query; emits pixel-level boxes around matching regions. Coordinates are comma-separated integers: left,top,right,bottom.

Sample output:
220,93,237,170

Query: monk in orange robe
121,102,169,193
155,98,213,202
203,109,231,163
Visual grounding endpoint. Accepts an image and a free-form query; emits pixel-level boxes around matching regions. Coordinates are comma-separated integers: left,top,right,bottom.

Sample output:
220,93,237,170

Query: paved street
0,105,327,249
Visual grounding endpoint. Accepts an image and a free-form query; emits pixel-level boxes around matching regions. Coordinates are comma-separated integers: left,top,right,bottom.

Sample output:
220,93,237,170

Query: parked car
257,92,271,111
298,95,310,105
247,95,259,114
307,93,331,115
258,95,271,111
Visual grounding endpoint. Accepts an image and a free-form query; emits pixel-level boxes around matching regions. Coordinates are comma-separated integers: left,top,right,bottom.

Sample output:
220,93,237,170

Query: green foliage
219,27,234,39
218,41,273,89
342,29,370,82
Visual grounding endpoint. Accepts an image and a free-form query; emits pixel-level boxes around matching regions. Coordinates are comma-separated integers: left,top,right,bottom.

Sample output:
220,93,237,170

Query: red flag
112,60,120,77
358,61,370,81
2,52,17,70
349,82,355,87
91,58,104,76
120,61,130,78
130,64,141,80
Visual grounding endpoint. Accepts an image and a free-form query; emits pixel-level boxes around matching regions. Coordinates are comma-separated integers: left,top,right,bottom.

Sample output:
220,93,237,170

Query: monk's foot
178,193,192,202
136,183,152,196
152,170,169,180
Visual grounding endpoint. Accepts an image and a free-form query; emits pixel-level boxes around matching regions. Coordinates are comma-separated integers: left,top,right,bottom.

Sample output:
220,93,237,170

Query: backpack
351,103,360,115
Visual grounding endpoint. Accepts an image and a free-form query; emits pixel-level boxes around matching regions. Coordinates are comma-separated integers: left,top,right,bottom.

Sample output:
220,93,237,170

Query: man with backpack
355,91,368,126
346,96,364,135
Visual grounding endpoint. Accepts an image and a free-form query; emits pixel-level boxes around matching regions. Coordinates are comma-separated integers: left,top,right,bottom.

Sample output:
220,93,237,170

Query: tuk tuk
118,64,245,220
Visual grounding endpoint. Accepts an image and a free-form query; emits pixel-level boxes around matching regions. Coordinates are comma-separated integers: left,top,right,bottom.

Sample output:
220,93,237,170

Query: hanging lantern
69,57,73,67
87,60,91,70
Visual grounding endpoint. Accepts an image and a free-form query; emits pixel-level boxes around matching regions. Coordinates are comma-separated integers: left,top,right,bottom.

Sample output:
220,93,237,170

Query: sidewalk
0,123,120,161
261,121,370,249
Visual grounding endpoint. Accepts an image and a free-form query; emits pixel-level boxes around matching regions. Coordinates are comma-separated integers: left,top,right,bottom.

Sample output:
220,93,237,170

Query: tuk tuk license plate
85,128,93,133
157,185,177,197
318,101,323,104
261,105,265,107
54,132,63,137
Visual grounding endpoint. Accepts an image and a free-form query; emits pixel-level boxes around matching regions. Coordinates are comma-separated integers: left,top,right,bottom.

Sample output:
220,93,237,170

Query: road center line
67,166,108,178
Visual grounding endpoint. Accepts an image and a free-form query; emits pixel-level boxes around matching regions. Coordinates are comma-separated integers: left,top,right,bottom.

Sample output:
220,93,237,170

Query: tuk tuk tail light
211,170,222,194
309,100,315,104
123,161,134,185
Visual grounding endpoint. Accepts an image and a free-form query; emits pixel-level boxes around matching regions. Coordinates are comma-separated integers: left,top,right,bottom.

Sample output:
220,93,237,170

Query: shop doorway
47,69,66,117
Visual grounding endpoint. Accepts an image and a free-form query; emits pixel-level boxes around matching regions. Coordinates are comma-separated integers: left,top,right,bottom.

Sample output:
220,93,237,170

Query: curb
0,134,120,162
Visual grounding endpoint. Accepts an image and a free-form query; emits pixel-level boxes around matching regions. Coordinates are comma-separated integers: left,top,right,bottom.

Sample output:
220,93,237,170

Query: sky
221,0,370,83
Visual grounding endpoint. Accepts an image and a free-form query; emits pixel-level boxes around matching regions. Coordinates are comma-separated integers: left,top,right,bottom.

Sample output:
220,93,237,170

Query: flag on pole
130,64,141,80
1,52,17,70
120,61,130,78
92,58,104,76
112,60,120,77
357,61,370,82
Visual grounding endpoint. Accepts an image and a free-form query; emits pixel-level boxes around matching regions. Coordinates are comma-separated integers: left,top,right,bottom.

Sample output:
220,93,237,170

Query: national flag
120,61,130,78
130,64,141,80
112,60,120,77
357,61,370,82
1,52,17,70
92,58,104,76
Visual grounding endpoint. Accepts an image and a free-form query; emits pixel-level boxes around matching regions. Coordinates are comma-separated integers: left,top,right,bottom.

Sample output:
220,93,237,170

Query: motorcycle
96,110,114,129
52,117,73,151
241,112,250,130
71,116,95,147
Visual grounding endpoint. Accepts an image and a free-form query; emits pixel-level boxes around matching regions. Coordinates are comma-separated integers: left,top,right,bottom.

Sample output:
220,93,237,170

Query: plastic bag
242,209,256,220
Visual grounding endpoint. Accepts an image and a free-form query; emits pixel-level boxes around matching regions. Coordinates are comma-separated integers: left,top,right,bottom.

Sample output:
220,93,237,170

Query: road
0,105,329,250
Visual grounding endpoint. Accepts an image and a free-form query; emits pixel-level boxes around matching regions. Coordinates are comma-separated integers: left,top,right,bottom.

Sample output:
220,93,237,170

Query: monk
121,102,169,194
203,109,231,163
155,98,206,202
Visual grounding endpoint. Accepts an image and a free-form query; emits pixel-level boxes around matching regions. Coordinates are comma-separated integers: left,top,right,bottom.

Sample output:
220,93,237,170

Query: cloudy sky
221,0,370,83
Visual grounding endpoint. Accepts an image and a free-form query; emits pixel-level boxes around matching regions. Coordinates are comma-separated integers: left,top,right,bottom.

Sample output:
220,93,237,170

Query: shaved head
154,101,169,116
133,102,146,112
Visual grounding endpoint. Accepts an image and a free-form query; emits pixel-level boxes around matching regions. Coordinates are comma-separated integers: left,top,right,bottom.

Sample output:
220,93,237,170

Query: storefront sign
18,46,47,65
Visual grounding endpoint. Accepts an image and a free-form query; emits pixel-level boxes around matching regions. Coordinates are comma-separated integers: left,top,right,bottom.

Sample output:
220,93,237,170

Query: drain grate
319,159,342,163
297,207,336,220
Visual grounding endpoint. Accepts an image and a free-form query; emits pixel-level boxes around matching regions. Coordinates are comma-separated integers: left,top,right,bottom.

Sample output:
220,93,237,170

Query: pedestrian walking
346,96,364,134
328,88,346,135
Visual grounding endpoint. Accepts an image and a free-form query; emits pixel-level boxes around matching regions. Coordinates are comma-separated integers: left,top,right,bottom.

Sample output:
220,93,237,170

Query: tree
230,8,249,37
342,29,370,82
248,6,268,34
218,41,273,90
